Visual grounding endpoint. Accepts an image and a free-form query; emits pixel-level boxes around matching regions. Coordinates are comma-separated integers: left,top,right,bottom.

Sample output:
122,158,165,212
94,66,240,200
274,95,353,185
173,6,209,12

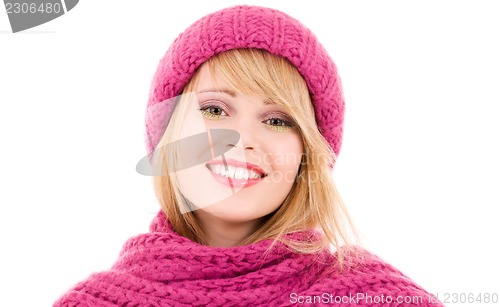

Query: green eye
266,118,293,131
199,105,226,119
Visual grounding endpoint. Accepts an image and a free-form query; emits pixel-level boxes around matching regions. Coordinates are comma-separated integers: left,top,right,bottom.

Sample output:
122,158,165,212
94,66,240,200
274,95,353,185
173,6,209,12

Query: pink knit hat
145,5,345,159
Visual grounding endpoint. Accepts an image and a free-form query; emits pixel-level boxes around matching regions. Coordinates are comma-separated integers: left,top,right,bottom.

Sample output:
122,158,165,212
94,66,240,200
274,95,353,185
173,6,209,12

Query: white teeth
208,164,263,180
250,173,261,179
214,165,225,176
227,167,235,178
235,168,244,180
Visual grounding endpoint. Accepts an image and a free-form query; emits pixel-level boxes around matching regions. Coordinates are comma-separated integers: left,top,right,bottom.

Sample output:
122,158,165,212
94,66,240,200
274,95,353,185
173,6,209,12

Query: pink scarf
54,211,443,306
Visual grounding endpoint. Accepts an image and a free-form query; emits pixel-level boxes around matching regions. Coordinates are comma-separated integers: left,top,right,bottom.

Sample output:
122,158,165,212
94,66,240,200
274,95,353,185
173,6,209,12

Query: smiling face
174,64,304,227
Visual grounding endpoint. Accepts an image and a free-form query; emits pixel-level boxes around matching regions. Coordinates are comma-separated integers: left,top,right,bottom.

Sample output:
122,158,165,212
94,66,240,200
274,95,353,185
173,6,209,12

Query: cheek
269,134,303,171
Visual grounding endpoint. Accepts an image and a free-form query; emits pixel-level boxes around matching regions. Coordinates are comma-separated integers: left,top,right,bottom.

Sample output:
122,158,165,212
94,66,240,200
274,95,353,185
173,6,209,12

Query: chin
199,202,275,224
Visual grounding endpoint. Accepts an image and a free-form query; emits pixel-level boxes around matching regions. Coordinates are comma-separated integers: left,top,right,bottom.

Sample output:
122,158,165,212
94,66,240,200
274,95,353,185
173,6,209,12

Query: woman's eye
199,105,227,119
265,117,293,131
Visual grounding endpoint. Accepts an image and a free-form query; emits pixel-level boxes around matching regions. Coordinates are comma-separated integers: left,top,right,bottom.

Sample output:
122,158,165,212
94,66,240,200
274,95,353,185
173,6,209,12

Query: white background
1,1,499,306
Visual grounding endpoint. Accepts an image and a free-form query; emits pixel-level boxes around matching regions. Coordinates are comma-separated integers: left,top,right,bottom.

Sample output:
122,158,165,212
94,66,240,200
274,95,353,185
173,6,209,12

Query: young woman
54,5,444,306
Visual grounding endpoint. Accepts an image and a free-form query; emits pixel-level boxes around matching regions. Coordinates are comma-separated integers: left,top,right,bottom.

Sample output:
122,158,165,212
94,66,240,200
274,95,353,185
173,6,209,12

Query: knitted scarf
54,211,443,306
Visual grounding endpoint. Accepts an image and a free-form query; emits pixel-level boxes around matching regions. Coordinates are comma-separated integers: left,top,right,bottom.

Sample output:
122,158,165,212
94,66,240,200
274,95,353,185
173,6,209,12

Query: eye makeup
196,90,297,131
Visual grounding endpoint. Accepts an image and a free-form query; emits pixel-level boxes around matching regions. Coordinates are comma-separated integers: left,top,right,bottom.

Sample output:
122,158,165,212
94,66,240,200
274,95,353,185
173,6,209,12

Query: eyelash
198,103,294,131
198,105,227,119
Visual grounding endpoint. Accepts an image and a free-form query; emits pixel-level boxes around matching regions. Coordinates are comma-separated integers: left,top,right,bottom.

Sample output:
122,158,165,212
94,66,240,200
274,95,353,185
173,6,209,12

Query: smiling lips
206,159,267,188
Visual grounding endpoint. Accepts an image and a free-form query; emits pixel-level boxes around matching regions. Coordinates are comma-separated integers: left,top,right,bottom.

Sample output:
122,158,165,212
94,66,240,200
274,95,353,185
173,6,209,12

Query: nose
227,115,259,151
207,128,241,155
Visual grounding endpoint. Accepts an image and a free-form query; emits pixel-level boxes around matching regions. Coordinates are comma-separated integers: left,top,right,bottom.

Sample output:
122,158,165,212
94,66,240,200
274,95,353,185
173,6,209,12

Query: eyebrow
196,88,276,105
197,89,237,97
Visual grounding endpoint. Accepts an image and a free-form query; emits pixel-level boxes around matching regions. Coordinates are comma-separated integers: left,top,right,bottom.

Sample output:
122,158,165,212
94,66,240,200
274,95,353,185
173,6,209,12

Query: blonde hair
152,49,358,268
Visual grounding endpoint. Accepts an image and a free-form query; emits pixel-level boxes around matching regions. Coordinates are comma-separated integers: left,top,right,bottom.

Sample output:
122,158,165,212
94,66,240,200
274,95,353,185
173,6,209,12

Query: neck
195,211,262,247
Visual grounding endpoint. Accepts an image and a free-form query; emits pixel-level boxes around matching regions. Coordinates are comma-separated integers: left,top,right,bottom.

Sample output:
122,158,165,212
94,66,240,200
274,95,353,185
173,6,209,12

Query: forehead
194,63,277,105
194,64,231,91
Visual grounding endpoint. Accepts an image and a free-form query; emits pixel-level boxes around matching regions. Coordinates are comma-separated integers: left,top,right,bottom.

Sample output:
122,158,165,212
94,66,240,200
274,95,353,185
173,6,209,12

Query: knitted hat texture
145,5,345,159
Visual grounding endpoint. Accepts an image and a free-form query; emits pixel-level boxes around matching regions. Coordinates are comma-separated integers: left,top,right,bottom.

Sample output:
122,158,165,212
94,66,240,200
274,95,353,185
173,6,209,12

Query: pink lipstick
205,159,267,188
